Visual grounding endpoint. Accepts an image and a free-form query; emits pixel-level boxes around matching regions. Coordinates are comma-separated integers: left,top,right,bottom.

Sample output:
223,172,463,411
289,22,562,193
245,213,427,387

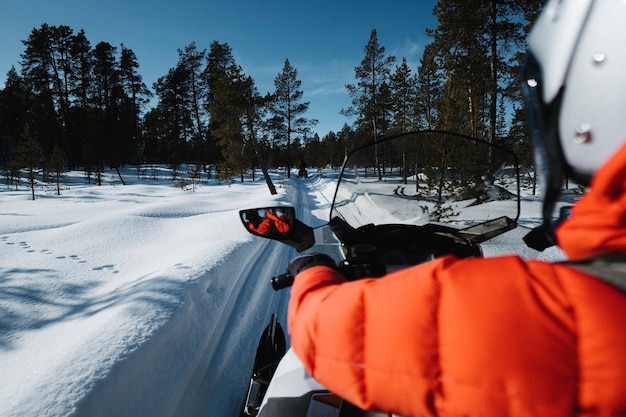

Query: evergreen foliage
268,59,318,179
0,2,542,195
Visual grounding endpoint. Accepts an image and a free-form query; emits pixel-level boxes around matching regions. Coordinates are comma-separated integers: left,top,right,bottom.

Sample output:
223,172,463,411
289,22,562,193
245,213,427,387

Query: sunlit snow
0,165,569,416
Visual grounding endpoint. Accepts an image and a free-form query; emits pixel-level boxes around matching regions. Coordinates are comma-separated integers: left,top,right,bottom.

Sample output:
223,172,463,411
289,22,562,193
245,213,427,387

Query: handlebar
270,253,388,291
271,273,295,291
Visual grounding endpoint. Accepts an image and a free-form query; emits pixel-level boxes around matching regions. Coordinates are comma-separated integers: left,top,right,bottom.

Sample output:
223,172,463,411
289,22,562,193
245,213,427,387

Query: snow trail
69,174,335,417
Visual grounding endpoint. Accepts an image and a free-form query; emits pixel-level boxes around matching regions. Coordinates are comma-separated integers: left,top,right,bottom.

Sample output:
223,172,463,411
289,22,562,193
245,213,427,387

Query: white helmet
521,0,626,237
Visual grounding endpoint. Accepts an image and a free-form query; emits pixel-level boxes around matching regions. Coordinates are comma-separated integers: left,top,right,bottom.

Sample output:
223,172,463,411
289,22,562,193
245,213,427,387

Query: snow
0,166,569,416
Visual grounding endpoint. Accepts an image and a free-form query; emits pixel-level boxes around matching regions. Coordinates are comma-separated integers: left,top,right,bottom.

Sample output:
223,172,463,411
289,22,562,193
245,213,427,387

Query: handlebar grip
271,273,295,291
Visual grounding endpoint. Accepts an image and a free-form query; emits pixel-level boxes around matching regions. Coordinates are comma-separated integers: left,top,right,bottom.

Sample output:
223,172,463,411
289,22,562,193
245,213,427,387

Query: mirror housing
239,207,315,252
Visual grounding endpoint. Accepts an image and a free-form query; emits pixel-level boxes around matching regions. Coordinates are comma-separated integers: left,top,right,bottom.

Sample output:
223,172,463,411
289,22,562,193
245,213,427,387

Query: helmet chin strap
524,192,560,252
521,81,571,251
524,180,575,252
520,53,581,252
523,143,569,252
523,223,557,251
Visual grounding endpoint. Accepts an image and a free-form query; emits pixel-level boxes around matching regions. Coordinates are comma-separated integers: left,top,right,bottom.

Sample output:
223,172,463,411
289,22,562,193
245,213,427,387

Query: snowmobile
239,130,521,417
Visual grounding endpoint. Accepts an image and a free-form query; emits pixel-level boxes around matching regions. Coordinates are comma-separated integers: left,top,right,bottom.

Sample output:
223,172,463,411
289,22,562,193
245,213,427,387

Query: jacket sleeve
287,259,448,416
287,255,581,417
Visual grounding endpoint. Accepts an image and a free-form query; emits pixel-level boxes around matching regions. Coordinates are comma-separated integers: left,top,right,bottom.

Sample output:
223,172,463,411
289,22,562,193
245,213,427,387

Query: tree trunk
29,167,36,200
245,108,277,195
490,0,498,144
253,135,277,195
115,167,126,185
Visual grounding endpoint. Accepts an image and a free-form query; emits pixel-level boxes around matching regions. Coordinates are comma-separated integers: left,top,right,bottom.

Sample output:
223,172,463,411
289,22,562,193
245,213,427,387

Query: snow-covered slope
0,166,563,416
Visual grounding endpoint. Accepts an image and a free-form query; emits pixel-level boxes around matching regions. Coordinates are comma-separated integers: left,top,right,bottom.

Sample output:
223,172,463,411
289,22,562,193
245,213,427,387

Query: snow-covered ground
0,166,568,417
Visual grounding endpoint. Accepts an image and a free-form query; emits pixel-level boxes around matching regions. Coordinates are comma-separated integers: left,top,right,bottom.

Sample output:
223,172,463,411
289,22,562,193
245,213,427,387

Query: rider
297,159,307,178
286,1,626,415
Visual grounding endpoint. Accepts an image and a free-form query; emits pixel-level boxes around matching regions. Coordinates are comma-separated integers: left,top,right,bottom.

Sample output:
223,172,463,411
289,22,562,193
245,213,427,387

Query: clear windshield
330,131,520,230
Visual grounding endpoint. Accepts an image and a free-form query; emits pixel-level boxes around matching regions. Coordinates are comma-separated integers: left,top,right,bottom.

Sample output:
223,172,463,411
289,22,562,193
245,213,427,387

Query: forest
0,0,543,193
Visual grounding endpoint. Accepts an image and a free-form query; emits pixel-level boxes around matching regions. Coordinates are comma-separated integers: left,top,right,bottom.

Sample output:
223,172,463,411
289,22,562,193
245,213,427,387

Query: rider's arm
287,255,583,417
288,259,449,417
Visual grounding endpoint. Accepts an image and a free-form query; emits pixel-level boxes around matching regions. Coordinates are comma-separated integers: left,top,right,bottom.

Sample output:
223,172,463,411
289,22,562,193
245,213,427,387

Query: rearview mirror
239,206,315,252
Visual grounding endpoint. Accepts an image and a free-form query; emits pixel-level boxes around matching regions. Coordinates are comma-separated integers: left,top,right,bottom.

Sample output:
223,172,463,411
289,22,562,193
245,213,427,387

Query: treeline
0,0,542,192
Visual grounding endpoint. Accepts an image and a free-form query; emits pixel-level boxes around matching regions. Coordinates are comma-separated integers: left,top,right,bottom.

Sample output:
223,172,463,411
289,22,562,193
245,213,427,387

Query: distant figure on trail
297,159,307,178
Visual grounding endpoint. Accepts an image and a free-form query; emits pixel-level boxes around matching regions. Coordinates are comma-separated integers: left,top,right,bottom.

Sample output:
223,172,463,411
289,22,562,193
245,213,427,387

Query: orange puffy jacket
248,211,291,236
287,144,626,416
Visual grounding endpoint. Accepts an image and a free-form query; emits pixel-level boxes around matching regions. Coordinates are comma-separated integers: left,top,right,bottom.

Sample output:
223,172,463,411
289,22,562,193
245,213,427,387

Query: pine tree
17,126,42,200
343,29,396,179
343,29,396,137
427,1,490,136
152,66,191,164
67,29,93,168
119,44,151,165
240,76,277,194
205,41,238,165
206,42,276,193
91,41,119,184
0,68,29,167
389,57,418,133
177,42,208,166
415,43,441,130
268,59,317,178
20,24,63,155
425,0,542,142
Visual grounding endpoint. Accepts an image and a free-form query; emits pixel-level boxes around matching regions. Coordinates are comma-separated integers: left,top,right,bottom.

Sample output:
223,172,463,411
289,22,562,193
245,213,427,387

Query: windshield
330,130,520,230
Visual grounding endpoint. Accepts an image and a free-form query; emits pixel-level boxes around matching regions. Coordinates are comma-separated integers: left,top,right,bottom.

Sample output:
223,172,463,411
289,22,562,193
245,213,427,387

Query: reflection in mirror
240,207,296,240
239,206,316,252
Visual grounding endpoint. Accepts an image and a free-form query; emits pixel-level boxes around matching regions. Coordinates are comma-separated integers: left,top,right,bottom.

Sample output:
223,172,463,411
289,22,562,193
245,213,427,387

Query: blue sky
1,0,438,137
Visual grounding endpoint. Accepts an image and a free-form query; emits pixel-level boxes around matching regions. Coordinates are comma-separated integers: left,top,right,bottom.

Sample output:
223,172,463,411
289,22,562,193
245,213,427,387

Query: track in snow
71,176,338,417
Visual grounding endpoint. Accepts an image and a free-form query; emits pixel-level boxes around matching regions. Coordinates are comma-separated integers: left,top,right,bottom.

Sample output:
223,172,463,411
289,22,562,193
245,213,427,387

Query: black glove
287,253,336,277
